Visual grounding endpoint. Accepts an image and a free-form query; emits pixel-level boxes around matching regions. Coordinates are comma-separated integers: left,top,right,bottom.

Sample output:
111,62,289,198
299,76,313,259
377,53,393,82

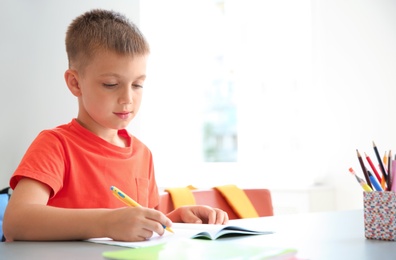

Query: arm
3,178,172,242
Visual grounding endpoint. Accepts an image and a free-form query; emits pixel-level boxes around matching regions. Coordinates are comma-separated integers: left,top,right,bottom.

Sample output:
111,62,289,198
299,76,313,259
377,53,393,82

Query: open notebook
87,223,273,248
171,223,273,240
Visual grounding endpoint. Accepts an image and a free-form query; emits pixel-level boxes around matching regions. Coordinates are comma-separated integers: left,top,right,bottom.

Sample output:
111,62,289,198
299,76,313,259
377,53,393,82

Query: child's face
74,50,147,133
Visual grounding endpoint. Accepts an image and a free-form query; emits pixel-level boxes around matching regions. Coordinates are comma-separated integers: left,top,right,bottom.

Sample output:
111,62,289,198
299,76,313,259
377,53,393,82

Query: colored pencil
348,168,373,192
382,151,388,189
368,170,383,191
373,141,388,186
364,152,382,184
356,149,372,188
388,150,392,190
392,160,396,192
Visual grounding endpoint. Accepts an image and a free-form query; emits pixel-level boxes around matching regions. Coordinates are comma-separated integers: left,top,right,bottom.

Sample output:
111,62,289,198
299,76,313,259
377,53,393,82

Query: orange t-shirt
10,119,159,209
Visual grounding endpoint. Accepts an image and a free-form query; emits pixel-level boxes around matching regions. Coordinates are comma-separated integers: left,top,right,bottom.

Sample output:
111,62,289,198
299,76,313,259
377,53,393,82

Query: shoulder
130,134,146,148
33,121,75,144
131,135,152,155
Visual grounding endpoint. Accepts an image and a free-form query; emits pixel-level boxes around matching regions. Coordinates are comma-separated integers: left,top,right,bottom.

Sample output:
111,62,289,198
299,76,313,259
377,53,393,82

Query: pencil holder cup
363,191,396,241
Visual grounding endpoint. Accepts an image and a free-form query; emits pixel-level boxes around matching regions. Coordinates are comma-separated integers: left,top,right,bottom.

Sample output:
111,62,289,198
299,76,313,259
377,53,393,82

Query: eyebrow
99,73,146,80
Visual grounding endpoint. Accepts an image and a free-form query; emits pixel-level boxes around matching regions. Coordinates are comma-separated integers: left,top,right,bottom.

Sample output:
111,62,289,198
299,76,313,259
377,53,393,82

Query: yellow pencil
361,182,373,192
110,186,174,233
348,168,373,192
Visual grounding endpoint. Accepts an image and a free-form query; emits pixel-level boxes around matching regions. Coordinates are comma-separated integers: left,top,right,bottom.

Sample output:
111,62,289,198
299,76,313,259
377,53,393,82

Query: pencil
110,186,174,233
364,152,382,184
392,160,396,192
368,170,383,191
381,152,388,190
348,168,373,192
373,141,388,187
356,149,372,188
388,150,392,191
380,173,387,190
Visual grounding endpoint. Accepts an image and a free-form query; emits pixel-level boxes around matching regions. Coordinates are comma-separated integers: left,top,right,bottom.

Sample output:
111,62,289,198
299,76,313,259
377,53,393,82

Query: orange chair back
157,188,273,219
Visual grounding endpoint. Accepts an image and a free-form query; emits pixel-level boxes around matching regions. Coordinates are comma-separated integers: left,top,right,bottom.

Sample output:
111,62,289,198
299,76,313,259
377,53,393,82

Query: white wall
1,0,396,212
0,0,141,188
312,0,396,210
139,0,396,211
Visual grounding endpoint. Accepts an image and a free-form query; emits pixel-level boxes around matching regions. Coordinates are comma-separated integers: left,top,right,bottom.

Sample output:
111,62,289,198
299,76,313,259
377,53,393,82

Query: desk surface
1,209,396,260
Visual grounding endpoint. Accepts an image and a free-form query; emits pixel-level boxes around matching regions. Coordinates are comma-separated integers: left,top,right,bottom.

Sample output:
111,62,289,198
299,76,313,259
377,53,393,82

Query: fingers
175,206,229,225
144,208,173,236
137,229,154,241
106,207,172,242
207,208,229,224
214,208,229,224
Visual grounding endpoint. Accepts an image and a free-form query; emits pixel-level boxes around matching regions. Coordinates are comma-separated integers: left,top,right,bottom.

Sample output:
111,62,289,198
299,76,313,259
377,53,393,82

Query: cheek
133,91,143,104
133,96,142,105
82,91,110,110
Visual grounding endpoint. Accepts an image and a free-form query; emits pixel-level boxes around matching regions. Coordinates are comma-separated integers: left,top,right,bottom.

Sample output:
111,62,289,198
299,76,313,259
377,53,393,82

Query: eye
103,83,118,88
132,84,143,89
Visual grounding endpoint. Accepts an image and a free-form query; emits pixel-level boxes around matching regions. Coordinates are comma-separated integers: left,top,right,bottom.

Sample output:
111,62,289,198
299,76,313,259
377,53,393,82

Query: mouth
114,111,132,119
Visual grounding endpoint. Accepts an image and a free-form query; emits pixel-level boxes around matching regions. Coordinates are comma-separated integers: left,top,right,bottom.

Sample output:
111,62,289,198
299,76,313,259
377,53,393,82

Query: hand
104,207,173,242
167,205,229,225
4,178,173,242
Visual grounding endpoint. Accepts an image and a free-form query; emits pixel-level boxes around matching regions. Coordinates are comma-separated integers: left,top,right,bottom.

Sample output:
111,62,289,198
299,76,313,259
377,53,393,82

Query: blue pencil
368,170,383,191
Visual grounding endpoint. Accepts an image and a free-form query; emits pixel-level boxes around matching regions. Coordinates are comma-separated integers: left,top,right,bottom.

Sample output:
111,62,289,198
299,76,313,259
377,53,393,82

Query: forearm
3,204,110,241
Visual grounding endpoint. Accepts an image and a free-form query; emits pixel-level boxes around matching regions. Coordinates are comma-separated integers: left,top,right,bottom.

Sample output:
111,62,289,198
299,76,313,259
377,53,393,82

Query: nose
119,86,133,105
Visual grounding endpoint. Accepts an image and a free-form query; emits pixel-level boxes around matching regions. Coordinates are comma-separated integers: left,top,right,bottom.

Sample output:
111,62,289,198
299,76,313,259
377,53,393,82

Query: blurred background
1,0,395,214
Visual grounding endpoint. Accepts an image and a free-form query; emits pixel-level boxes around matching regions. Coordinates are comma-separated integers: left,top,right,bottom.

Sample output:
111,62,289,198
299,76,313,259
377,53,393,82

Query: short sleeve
10,131,67,197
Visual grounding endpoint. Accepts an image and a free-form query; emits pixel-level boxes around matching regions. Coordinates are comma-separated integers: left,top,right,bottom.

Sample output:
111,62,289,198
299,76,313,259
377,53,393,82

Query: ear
64,69,82,97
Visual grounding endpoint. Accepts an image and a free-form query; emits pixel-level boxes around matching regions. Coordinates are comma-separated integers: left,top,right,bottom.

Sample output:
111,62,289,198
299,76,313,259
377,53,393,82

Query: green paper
102,238,297,260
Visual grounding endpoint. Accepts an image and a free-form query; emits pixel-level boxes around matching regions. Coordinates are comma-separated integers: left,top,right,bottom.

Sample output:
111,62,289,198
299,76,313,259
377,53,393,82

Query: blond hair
65,9,150,71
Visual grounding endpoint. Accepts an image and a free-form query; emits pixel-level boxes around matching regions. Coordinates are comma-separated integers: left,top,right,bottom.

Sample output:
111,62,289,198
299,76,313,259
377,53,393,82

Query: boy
3,9,228,242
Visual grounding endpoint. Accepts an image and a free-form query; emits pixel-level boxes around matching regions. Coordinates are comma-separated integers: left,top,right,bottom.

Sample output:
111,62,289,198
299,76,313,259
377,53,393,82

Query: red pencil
364,152,382,184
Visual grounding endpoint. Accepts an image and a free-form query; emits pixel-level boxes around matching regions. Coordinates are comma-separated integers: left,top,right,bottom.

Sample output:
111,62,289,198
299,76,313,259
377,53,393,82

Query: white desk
1,209,396,260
